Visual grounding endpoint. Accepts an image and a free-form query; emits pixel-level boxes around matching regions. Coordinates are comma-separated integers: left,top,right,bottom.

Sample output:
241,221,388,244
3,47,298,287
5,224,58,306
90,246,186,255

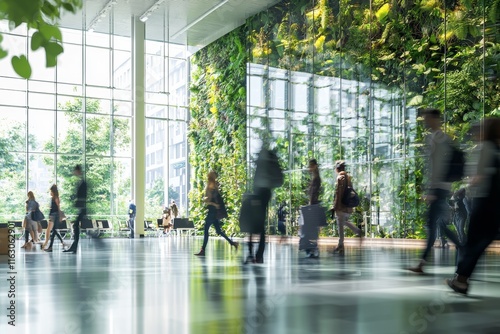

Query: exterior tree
43,97,131,218
0,0,82,78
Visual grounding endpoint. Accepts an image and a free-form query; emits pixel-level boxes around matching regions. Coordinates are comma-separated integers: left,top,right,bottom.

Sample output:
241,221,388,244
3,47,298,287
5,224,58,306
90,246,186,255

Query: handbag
215,191,228,220
31,202,45,221
341,178,360,208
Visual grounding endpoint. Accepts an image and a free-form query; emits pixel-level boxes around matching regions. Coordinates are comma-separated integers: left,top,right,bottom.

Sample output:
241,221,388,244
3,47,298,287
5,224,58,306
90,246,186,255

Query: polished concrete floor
1,237,500,334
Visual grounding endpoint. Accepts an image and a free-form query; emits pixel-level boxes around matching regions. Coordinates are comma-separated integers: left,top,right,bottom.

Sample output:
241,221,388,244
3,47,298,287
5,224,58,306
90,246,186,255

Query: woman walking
332,161,362,254
21,191,40,248
44,184,65,252
194,171,238,256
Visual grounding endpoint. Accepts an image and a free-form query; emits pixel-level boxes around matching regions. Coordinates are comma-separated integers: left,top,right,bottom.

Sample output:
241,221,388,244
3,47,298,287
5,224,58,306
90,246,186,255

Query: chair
81,218,99,238
156,218,164,237
118,220,131,238
58,220,72,240
95,219,113,237
144,220,155,236
173,218,195,236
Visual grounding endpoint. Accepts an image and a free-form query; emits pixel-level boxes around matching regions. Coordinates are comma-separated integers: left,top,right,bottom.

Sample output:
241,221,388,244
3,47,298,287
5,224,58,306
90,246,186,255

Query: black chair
95,219,112,236
119,220,131,237
173,218,195,236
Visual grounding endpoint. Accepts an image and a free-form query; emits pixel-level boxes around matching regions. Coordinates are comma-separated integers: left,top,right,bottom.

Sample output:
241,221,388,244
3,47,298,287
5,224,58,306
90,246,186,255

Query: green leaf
375,4,390,23
39,24,63,42
31,31,44,51
62,3,75,12
11,55,32,79
0,47,7,59
44,42,64,67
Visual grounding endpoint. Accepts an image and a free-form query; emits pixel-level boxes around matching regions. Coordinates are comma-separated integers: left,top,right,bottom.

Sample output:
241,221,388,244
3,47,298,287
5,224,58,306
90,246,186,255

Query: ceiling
59,0,280,51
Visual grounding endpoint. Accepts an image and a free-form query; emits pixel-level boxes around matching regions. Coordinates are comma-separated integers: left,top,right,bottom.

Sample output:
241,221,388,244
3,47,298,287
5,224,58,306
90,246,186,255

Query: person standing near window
128,199,136,238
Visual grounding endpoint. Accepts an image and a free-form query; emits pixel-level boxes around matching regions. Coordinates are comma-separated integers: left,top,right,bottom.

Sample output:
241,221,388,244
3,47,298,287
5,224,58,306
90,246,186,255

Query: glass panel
113,100,132,116
86,86,112,100
28,153,55,206
0,107,26,152
169,58,186,106
112,158,132,217
28,44,56,82
86,114,111,156
57,43,83,84
61,28,83,44
28,80,55,93
0,153,26,221
112,116,132,157
146,55,165,92
0,22,27,35
0,34,26,77
28,109,55,152
86,157,113,216
146,40,164,56
86,31,110,48
86,47,110,87
0,89,27,107
0,76,27,91
28,92,56,110
113,50,131,90
57,110,84,155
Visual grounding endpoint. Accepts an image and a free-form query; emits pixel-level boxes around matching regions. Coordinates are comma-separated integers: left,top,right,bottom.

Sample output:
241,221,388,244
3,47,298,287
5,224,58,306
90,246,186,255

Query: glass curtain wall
144,12,189,221
246,0,498,237
0,6,190,228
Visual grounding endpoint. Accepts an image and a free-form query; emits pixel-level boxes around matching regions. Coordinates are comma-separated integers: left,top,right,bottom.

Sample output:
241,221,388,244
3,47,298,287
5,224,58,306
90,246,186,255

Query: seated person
162,207,173,234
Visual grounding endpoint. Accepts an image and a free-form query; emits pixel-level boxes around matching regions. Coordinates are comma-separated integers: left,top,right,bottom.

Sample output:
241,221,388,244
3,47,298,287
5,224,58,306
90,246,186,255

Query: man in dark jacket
64,164,87,254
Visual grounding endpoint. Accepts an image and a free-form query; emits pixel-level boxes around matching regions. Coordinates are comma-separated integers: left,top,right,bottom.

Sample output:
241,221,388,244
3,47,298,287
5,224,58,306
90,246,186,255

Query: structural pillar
132,16,145,237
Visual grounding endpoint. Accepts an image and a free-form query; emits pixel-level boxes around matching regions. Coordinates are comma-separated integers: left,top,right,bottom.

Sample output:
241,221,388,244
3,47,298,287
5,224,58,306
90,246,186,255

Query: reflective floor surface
1,237,500,334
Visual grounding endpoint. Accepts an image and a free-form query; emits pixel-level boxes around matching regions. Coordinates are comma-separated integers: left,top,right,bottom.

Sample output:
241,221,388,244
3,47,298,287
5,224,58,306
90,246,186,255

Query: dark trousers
128,217,135,238
247,188,271,260
248,231,266,260
422,189,462,261
69,209,85,251
201,217,233,249
457,197,500,278
48,214,63,248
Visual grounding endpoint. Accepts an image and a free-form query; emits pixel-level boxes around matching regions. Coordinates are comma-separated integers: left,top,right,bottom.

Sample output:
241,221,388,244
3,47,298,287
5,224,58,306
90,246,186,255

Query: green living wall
190,0,500,237
189,28,248,234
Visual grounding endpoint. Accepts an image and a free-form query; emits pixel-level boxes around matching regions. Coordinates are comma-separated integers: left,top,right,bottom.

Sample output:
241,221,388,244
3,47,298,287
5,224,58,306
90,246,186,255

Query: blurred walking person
194,171,238,256
409,108,463,273
332,161,361,254
63,164,87,254
21,191,40,248
43,184,65,252
447,118,500,294
128,199,136,238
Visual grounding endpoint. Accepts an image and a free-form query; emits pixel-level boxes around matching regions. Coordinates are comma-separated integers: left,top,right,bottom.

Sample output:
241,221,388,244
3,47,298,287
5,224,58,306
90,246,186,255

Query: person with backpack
331,161,361,254
408,108,463,273
447,118,500,294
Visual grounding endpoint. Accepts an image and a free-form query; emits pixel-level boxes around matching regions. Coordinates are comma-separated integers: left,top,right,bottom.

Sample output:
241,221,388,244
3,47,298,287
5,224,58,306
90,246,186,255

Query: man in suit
64,164,87,254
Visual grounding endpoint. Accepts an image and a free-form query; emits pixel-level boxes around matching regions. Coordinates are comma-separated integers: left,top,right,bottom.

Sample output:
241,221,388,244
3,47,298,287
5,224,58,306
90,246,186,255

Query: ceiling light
87,0,119,32
170,0,229,39
139,0,166,23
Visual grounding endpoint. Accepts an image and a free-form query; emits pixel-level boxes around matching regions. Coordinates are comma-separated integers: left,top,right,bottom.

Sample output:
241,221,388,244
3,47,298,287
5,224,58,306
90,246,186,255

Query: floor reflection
1,237,500,334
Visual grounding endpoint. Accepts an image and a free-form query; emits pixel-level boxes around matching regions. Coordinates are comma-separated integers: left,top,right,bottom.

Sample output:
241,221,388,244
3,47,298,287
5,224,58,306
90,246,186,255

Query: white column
132,16,145,237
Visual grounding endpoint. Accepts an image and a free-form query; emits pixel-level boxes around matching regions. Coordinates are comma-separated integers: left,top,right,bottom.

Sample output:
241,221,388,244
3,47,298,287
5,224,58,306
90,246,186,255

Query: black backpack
341,177,360,208
445,144,465,182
